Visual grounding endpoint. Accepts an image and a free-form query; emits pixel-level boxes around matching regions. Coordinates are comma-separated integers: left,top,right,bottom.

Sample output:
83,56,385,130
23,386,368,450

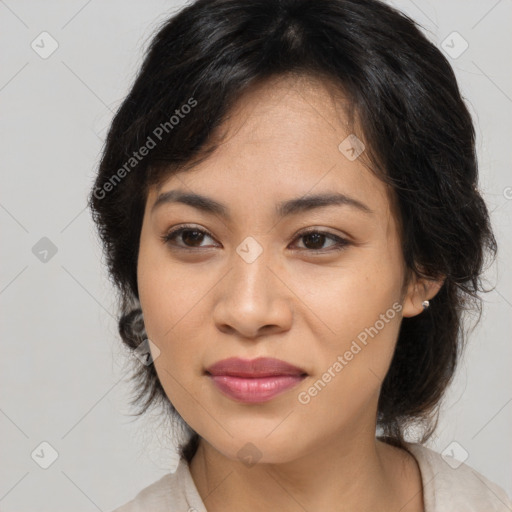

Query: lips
205,357,307,403
206,357,307,378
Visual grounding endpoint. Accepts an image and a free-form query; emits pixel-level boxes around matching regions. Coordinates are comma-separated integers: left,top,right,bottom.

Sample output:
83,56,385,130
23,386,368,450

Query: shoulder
110,472,176,512
110,458,207,512
405,442,512,512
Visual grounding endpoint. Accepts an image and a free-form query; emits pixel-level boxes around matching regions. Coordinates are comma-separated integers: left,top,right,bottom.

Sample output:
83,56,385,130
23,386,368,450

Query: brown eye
161,226,349,253
161,226,217,249
180,229,206,247
301,232,328,250
292,230,350,252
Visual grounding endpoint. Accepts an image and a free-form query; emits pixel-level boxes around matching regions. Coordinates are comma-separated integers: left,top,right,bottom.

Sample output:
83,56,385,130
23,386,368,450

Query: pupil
183,230,204,246
304,233,324,249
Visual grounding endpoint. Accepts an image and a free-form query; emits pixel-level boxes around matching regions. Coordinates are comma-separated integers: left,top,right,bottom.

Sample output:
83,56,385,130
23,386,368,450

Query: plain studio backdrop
0,1,511,510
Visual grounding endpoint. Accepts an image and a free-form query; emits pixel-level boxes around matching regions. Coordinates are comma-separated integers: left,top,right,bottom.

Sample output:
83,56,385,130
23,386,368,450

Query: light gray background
1,1,511,510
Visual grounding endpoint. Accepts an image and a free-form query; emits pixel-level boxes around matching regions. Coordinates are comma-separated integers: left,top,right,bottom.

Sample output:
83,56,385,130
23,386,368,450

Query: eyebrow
151,189,374,218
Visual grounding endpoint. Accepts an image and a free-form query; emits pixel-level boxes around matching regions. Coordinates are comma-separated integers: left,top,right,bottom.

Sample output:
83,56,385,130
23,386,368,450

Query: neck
188,426,423,512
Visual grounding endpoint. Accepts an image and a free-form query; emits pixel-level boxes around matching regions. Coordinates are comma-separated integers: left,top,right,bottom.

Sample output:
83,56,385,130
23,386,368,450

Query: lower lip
209,375,305,403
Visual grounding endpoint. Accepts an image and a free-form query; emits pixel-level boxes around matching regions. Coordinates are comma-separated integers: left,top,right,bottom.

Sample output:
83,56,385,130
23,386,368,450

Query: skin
137,73,443,512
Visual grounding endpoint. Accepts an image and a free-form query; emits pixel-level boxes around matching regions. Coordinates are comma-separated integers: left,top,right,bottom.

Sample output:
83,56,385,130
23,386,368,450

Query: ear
401,273,445,318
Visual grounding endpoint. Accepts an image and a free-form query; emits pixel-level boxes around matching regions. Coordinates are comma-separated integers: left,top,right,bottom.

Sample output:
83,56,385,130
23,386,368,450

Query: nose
212,245,293,340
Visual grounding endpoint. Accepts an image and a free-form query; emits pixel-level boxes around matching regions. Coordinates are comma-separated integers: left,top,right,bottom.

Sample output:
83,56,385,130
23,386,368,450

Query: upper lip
205,357,307,377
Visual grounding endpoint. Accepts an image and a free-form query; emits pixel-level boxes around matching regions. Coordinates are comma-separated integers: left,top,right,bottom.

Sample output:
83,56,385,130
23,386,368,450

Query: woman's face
137,75,427,463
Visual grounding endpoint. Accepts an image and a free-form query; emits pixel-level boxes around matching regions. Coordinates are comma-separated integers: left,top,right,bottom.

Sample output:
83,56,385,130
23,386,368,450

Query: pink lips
206,357,307,403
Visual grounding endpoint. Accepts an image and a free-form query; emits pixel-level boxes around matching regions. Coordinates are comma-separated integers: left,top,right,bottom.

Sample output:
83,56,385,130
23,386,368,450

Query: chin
199,426,311,466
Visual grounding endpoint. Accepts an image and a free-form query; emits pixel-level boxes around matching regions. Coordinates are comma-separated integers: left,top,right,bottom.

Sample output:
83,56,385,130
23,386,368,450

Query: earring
422,300,430,310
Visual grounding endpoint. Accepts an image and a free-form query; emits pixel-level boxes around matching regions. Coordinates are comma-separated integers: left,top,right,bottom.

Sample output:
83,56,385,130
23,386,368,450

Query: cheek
290,245,404,346
290,248,404,407
138,255,212,428
137,238,224,411
138,258,206,364
288,302,402,450
138,224,202,335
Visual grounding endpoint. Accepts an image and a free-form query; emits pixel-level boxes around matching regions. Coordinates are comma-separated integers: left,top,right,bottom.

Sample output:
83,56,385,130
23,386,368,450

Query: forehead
150,74,391,217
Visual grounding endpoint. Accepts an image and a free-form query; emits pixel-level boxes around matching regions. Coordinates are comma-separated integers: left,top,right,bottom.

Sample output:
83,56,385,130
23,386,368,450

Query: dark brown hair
89,0,497,461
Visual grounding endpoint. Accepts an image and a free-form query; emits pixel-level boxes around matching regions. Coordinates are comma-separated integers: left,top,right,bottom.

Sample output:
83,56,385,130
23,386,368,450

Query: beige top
112,442,512,512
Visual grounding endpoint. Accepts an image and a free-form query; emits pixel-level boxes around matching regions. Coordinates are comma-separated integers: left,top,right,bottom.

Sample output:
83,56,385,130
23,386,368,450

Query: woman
89,0,511,510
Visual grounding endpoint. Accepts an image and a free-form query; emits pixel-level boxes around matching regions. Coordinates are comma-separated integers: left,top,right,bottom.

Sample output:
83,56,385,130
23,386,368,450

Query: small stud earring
422,300,430,310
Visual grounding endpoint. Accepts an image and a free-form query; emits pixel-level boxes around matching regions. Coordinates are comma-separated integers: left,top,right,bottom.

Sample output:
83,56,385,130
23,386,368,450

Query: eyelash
160,224,350,253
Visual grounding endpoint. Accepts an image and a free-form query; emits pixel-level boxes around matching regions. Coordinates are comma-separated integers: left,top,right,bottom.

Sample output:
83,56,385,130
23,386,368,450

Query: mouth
205,357,307,403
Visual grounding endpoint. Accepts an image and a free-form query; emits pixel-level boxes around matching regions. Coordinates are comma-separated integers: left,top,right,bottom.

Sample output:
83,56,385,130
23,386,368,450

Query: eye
161,225,218,249
290,229,350,253
161,225,350,253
